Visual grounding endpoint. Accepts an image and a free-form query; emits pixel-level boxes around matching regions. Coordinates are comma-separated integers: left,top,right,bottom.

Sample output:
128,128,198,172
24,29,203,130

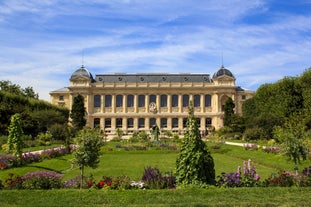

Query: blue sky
1,0,311,101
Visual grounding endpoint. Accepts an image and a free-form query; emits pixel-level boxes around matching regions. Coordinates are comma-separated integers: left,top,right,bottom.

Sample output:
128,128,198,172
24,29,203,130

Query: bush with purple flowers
22,171,63,189
141,166,176,189
243,143,258,151
217,159,260,187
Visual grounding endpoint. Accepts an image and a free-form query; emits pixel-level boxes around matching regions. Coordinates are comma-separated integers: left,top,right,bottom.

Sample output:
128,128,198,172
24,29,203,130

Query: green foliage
242,69,311,138
273,113,309,164
0,90,69,136
223,97,235,127
72,127,104,188
243,127,265,142
70,94,86,131
176,102,215,185
37,131,52,146
7,114,24,159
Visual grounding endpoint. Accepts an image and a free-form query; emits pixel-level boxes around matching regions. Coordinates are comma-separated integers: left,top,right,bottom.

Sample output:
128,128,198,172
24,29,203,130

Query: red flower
0,163,7,169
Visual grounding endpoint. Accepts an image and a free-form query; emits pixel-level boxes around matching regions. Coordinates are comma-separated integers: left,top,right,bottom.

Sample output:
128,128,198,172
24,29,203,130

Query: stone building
50,65,254,138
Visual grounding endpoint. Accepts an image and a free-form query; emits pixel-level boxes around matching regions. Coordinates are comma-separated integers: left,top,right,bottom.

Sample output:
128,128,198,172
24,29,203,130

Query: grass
1,141,311,181
1,141,311,206
0,187,311,206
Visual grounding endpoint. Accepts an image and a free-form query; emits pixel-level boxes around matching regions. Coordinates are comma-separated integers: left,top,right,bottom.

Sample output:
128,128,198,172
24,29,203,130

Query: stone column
178,94,182,112
168,94,172,113
200,94,204,112
101,95,104,113
123,94,127,113
112,94,116,113
134,94,138,113
145,95,149,113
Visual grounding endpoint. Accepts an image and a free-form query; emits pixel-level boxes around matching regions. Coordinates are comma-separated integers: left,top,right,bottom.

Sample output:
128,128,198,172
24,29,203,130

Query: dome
212,65,235,79
70,65,94,80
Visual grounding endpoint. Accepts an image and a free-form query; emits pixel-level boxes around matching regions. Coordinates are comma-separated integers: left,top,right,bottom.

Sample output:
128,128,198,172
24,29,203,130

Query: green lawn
1,142,310,182
0,187,311,207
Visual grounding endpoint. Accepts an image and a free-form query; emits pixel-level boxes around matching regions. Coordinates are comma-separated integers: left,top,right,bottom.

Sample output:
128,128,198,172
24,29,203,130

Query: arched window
105,95,112,107
127,94,134,107
194,94,200,107
172,94,178,107
127,118,134,128
182,94,189,107
94,118,100,128
138,118,145,128
116,95,123,107
172,118,178,128
160,94,167,107
205,94,212,107
138,95,145,107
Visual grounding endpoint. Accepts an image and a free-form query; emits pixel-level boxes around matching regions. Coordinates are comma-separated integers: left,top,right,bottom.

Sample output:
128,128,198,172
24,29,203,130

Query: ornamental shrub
142,166,176,189
22,171,63,189
216,159,260,187
4,173,23,189
176,102,215,186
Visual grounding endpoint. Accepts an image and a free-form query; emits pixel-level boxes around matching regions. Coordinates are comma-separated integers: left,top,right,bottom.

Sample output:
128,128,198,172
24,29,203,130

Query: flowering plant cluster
217,159,260,187
3,171,62,190
262,146,281,154
0,146,73,170
21,171,63,189
142,166,176,189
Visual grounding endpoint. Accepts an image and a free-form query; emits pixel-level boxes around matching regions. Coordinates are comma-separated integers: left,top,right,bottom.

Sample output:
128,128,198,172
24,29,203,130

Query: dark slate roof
71,65,94,80
95,74,211,83
212,65,235,79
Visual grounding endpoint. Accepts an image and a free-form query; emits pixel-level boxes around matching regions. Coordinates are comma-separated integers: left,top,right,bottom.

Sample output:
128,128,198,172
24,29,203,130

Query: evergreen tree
223,97,235,127
7,113,24,161
70,94,86,131
176,102,215,186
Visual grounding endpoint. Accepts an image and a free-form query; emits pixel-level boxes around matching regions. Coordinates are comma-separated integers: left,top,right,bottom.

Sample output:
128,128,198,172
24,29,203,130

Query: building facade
50,65,254,138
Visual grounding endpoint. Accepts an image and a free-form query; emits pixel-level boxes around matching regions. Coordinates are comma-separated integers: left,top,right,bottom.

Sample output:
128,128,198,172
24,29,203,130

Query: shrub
22,171,63,189
0,153,19,168
110,175,132,190
4,173,23,189
40,146,70,159
141,166,176,189
63,175,93,189
22,152,41,164
243,127,265,141
217,159,260,187
262,146,281,154
243,143,258,151
263,171,298,187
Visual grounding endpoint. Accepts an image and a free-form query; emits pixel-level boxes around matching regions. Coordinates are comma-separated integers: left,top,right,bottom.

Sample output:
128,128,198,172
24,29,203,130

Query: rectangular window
183,95,189,107
149,118,156,128
127,118,134,128
172,118,179,128
94,118,100,128
242,95,246,100
206,118,212,127
138,95,145,107
59,96,64,101
172,94,178,107
127,94,134,107
194,94,200,107
116,118,122,128
149,94,156,103
138,118,145,128
205,94,211,107
105,95,112,107
160,94,167,107
160,118,167,128
116,95,123,107
183,118,187,128
94,95,101,107
105,118,111,128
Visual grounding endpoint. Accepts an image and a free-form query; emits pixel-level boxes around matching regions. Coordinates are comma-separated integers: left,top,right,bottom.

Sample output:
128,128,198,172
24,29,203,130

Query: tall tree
273,113,309,164
176,102,215,186
223,97,235,127
72,128,104,188
7,113,24,161
70,94,86,131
